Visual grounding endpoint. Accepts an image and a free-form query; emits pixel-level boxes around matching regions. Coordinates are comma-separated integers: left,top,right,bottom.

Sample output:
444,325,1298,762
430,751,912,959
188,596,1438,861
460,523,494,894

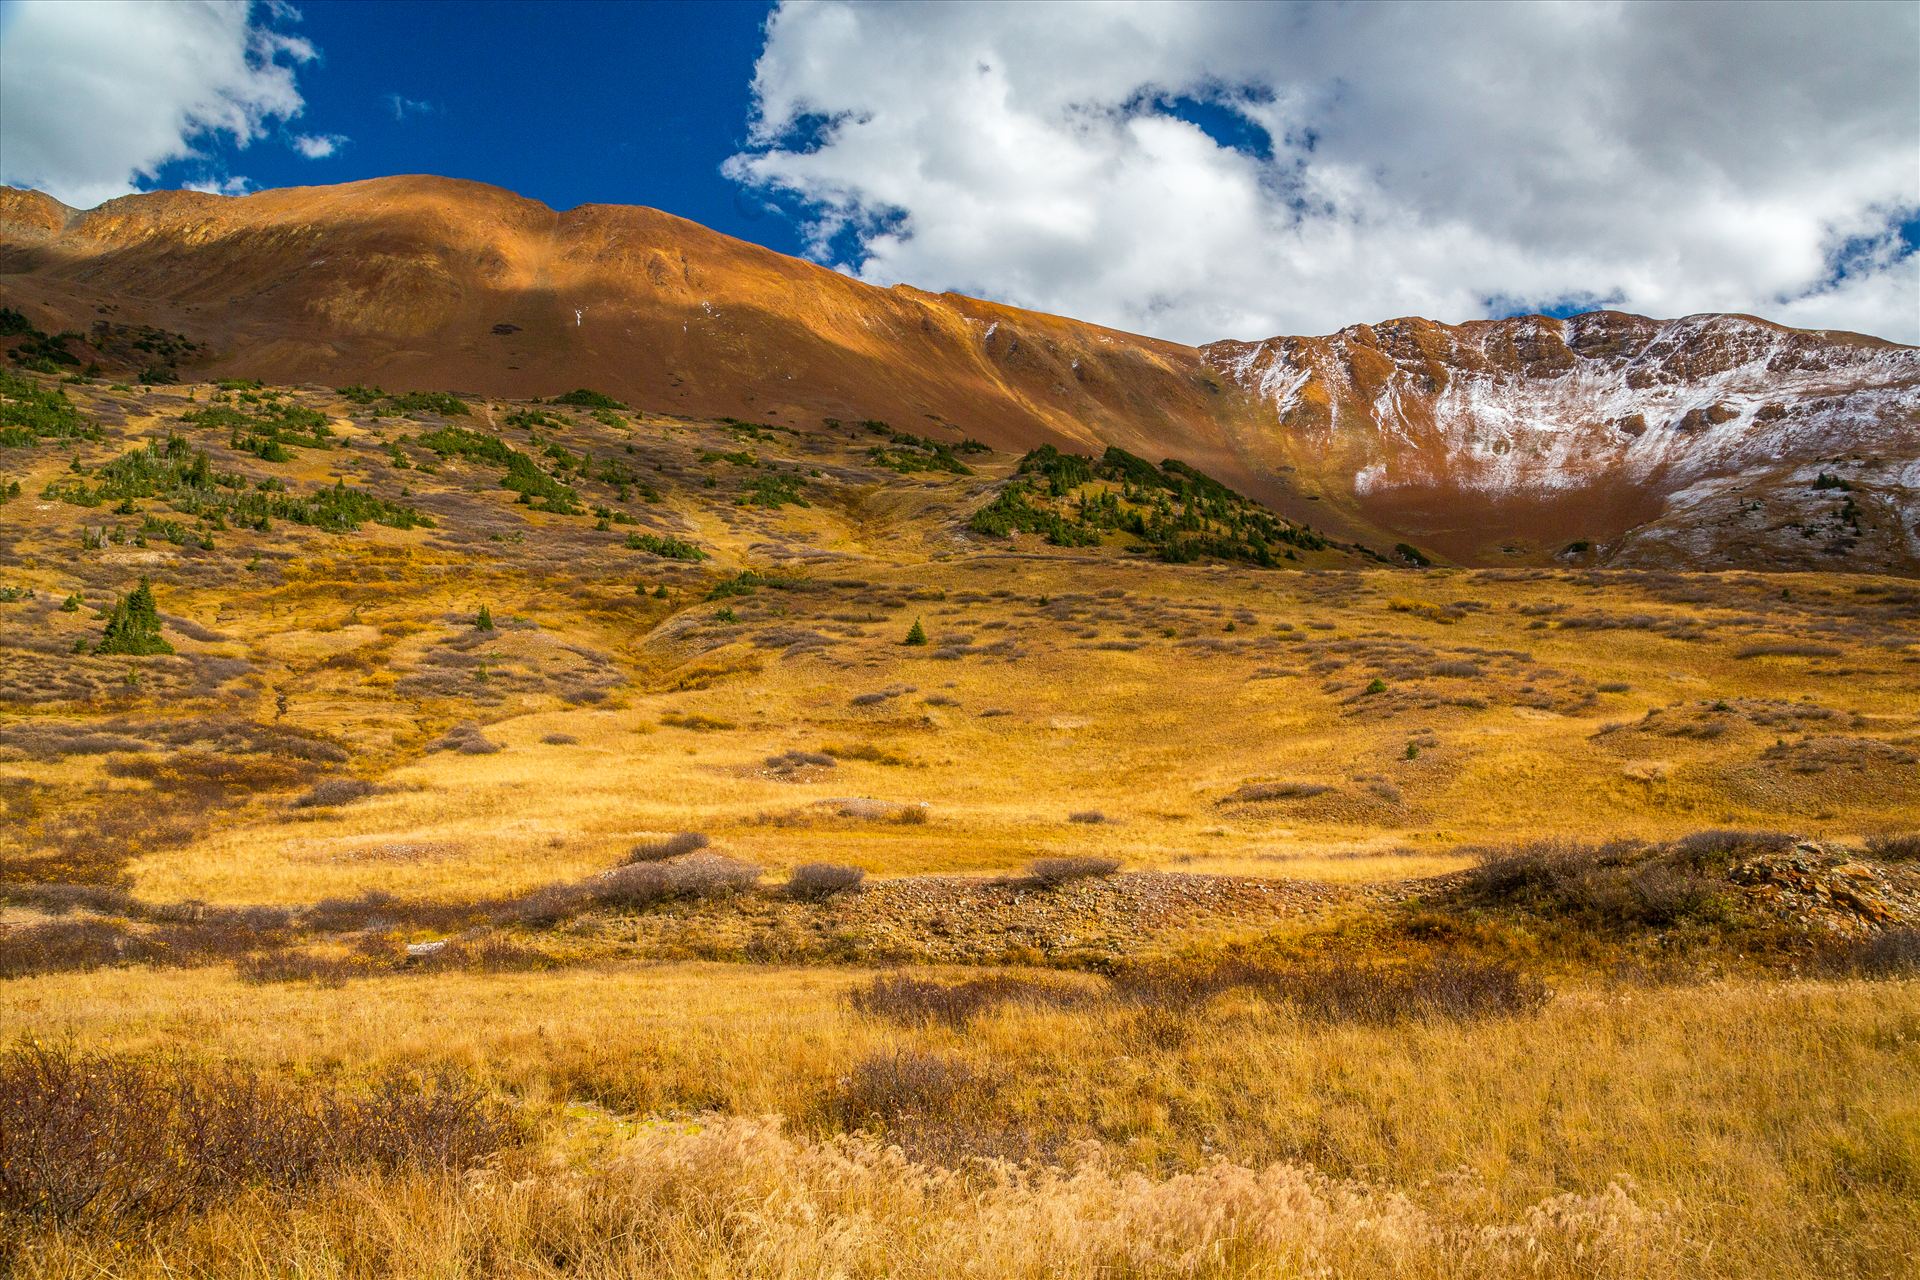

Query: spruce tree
475,604,494,631
95,577,173,655
903,617,927,646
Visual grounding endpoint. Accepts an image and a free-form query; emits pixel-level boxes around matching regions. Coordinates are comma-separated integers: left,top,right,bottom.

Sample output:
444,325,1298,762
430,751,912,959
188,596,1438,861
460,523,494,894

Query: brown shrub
625,831,710,864
1067,810,1106,824
1110,957,1548,1024
1866,832,1920,862
428,723,500,754
1028,856,1121,887
1819,927,1920,978
0,919,152,979
291,777,376,809
0,1041,520,1230
1463,837,1742,930
594,854,760,909
849,973,1079,1027
1222,781,1332,804
787,863,866,900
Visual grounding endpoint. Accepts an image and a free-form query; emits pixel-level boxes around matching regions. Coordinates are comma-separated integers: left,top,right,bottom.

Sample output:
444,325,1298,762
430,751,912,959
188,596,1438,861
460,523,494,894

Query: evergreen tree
475,604,494,631
903,617,928,646
95,577,173,655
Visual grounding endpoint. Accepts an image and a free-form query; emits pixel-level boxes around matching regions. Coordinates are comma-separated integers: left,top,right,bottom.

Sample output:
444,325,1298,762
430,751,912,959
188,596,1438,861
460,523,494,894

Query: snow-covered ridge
1204,313,1920,496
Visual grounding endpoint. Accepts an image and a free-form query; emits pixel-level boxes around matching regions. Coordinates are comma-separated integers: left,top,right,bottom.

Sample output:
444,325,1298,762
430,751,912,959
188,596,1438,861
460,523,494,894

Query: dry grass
1,965,1915,1277
4,379,1919,1276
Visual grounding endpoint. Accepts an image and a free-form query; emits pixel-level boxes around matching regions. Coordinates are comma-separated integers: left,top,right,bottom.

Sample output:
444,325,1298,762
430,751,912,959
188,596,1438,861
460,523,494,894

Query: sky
1,0,1916,345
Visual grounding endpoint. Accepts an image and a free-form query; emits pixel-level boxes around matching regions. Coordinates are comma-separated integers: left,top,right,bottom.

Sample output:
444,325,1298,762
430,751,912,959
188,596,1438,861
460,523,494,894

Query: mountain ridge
3,174,1915,570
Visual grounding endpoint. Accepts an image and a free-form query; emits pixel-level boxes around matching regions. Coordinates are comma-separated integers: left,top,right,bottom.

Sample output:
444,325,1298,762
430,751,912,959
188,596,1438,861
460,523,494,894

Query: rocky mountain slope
2,175,1914,571
1207,313,1920,566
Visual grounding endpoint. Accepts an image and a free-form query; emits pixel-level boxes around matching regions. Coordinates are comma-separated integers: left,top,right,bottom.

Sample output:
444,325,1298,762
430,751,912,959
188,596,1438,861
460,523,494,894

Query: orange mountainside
2,175,1915,569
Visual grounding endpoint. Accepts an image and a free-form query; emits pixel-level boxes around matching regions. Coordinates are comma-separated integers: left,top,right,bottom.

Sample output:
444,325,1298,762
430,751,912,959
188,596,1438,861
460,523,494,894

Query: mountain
3,175,1915,570
1207,313,1920,567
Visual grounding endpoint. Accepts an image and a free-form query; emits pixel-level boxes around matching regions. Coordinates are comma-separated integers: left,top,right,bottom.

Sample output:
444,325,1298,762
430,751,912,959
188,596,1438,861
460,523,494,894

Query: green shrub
95,578,173,656
550,388,625,410
383,391,470,417
625,532,706,561
0,370,95,445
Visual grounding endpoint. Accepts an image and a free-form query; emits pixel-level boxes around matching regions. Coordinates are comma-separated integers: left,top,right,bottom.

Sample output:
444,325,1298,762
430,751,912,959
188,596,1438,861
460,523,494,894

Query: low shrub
1028,856,1122,887
850,974,1078,1027
428,723,501,755
1820,927,1920,978
594,855,760,909
1222,781,1331,803
291,777,376,809
1067,810,1107,824
823,1049,981,1129
1463,837,1744,931
786,863,865,900
625,832,710,864
0,1041,519,1229
1866,832,1920,862
0,919,150,979
1110,956,1548,1024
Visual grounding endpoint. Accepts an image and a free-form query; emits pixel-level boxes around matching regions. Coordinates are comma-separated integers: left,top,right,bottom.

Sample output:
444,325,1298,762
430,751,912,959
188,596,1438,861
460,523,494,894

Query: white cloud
182,175,254,196
386,94,434,121
291,132,346,159
728,1,1920,344
0,0,319,208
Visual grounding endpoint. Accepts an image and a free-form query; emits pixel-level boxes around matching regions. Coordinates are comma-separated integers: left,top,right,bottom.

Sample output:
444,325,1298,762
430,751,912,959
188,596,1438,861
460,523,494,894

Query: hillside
3,369,1919,1279
3,175,1915,572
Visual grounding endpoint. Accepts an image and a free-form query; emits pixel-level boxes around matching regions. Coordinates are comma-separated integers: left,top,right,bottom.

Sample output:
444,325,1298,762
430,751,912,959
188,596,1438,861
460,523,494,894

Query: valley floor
1,372,1916,1275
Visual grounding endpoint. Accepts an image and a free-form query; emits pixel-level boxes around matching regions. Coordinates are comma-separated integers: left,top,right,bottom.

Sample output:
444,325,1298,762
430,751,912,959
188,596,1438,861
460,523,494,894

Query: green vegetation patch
550,389,626,410
415,425,581,514
0,370,97,446
47,435,430,534
181,397,334,459
626,533,707,561
969,444,1328,566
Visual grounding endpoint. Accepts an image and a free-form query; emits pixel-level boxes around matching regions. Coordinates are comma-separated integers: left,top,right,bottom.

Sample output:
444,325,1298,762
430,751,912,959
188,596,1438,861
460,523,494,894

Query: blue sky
1,1,1914,343
142,0,805,256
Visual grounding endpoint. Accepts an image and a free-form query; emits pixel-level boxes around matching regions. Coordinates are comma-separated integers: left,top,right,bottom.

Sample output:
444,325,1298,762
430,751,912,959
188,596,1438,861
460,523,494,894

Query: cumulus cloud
291,132,347,159
0,0,319,208
727,1,1920,344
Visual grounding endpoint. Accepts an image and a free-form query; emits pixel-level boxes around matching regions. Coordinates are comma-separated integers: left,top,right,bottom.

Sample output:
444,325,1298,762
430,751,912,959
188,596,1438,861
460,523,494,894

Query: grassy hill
2,365,1917,1277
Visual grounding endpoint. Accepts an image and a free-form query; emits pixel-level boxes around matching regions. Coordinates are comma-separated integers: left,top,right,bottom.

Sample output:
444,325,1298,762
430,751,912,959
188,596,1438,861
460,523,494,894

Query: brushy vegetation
94,578,172,656
415,426,581,513
549,388,626,410
786,863,866,900
626,532,706,560
1028,855,1122,886
45,434,431,533
969,444,1329,565
0,1041,518,1230
0,369,96,445
626,832,711,864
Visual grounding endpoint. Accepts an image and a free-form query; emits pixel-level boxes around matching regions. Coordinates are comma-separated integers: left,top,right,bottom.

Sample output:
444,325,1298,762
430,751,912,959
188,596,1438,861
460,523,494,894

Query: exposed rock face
1205,313,1920,566
3,176,1915,571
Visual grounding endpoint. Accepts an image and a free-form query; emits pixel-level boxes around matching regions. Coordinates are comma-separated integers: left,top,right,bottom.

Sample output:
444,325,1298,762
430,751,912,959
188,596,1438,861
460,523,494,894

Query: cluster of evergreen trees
969,445,1328,566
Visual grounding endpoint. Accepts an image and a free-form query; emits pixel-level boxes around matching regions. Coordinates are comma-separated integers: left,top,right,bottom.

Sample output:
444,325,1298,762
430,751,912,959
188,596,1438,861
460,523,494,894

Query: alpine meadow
0,3,1917,1277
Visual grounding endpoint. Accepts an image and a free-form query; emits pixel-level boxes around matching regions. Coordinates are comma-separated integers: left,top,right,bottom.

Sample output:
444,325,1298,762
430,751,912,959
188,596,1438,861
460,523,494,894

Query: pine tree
903,617,927,646
95,577,173,655
475,604,494,631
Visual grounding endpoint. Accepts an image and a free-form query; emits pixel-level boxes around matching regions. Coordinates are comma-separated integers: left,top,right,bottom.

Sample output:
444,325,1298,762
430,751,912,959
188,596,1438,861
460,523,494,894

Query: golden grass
3,964,1916,1277
107,555,1920,905
6,380,1918,1276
